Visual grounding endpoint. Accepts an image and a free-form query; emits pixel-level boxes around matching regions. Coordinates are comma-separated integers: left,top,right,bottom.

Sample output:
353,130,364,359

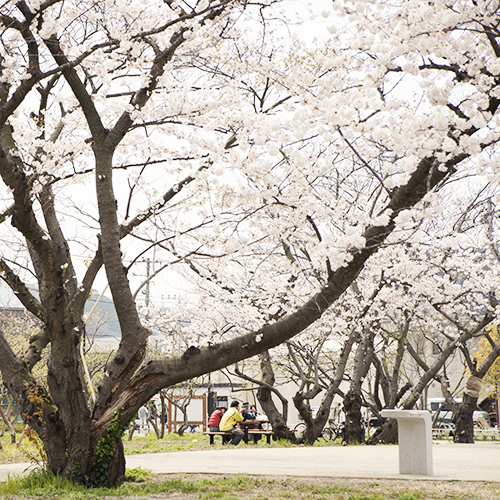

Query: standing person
149,401,158,424
219,401,244,445
138,405,148,432
208,407,227,431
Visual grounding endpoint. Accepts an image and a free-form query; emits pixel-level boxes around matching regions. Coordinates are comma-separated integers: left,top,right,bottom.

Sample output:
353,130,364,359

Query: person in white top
138,405,148,431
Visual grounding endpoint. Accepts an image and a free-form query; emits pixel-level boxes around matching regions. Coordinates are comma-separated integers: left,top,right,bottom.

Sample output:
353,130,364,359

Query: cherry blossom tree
0,0,499,486
365,189,500,443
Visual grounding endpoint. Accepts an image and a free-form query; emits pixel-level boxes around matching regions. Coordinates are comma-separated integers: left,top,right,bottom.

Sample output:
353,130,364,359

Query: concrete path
1,442,498,482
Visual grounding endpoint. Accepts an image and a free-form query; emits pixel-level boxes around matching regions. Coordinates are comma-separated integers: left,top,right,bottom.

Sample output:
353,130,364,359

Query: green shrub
123,466,152,482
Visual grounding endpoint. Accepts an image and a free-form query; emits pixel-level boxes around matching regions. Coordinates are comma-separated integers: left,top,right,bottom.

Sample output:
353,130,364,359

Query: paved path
1,442,498,482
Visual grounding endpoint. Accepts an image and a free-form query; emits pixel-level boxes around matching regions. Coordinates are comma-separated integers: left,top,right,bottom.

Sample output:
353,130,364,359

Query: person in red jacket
208,407,227,431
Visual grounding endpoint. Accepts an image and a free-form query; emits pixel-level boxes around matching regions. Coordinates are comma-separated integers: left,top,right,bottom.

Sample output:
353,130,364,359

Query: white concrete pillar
380,409,433,476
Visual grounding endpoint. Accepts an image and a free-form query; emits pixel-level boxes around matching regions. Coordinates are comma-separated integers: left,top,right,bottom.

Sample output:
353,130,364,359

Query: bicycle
293,421,344,442
293,421,307,440
321,421,344,442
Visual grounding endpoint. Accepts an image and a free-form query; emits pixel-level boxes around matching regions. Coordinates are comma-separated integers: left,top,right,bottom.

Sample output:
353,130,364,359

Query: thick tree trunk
454,348,500,443
291,391,328,444
84,427,126,487
343,389,365,444
107,441,126,488
454,392,477,443
367,418,398,444
302,409,330,444
343,329,373,445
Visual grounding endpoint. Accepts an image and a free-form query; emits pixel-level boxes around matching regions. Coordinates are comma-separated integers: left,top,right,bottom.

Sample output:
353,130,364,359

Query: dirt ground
129,473,500,500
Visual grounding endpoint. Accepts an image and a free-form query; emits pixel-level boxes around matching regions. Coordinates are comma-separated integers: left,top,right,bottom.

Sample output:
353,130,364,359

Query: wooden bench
204,431,233,444
204,429,276,445
247,429,275,444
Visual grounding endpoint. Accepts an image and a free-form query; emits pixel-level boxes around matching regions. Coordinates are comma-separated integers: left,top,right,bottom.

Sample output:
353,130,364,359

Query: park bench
247,428,276,444
204,428,276,445
204,431,233,444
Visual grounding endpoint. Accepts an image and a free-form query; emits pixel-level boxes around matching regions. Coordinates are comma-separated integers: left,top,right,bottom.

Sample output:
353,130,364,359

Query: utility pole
132,257,160,306
145,258,150,307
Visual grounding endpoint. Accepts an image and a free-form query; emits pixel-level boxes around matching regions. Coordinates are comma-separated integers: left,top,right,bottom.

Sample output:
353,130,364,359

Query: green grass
0,468,499,500
0,468,86,498
0,470,269,499
0,427,338,467
122,466,151,483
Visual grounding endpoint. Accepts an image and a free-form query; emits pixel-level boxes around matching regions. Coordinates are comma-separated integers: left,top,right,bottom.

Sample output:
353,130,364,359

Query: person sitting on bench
219,400,244,445
208,406,226,432
241,402,261,442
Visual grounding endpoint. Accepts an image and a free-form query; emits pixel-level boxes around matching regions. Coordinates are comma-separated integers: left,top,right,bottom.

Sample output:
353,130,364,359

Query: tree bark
343,389,365,444
454,392,476,443
368,418,398,444
425,314,500,445
344,329,373,444
454,337,500,443
107,441,126,488
256,352,296,441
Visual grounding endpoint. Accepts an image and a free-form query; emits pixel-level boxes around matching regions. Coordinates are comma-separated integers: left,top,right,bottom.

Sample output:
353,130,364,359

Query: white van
427,398,491,428
426,398,461,427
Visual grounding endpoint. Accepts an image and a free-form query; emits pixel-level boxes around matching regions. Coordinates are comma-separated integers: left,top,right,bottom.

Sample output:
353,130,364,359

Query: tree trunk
343,389,365,444
158,399,167,439
84,430,126,488
454,344,500,443
256,352,296,441
343,329,373,445
0,402,15,444
302,407,331,444
107,441,126,488
257,386,295,441
454,392,477,443
128,421,137,441
367,418,398,444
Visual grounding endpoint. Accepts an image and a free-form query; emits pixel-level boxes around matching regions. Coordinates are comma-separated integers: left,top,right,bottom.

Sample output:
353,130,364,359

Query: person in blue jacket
241,402,261,442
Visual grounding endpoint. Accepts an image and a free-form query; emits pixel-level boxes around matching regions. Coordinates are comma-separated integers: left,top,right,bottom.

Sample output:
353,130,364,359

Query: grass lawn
0,426,327,464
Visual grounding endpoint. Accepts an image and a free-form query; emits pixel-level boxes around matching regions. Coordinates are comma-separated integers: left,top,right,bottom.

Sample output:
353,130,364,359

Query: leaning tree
0,0,500,487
